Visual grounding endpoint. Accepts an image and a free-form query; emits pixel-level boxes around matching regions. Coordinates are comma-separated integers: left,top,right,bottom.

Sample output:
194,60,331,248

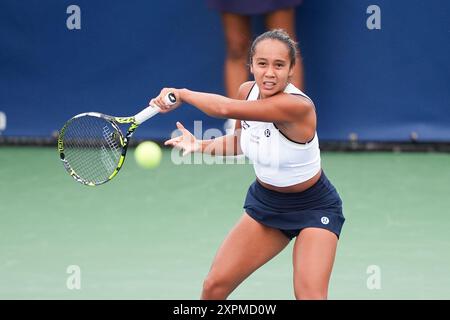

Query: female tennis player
150,29,345,300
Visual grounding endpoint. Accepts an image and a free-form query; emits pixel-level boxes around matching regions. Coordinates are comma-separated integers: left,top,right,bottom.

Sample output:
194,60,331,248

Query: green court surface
0,147,449,299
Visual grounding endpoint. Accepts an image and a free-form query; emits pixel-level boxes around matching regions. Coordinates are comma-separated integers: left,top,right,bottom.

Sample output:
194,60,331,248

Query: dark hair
249,29,298,68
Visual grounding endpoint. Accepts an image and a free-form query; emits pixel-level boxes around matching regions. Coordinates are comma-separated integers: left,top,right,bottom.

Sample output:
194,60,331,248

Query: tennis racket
57,92,176,186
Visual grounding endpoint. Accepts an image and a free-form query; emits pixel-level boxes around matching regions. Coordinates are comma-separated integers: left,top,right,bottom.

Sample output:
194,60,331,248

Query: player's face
250,39,294,98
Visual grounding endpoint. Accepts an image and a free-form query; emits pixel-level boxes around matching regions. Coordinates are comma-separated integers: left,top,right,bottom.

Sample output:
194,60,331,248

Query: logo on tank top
264,129,271,137
242,121,250,129
321,217,330,225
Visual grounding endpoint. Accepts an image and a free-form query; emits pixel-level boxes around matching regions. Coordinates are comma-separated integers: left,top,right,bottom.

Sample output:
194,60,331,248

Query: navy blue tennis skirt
206,0,303,15
244,171,345,240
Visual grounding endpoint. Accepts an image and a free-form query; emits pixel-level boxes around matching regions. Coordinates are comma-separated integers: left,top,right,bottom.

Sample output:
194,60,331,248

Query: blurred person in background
206,0,305,133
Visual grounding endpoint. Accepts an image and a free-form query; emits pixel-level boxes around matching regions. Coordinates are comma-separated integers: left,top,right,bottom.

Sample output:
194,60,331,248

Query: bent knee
202,276,233,300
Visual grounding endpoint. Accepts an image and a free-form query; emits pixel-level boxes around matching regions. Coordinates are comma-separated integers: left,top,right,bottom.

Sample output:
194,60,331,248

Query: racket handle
134,92,177,124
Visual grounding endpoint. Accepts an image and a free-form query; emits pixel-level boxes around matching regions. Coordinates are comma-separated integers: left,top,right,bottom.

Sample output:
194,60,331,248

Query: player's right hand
150,88,182,113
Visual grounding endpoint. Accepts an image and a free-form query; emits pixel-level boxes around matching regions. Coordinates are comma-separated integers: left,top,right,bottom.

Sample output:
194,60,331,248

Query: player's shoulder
237,81,256,100
284,84,312,101
283,84,315,109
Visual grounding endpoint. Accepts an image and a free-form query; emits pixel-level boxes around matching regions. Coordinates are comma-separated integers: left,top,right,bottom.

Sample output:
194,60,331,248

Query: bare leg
221,13,252,98
201,213,290,299
265,8,305,90
292,227,338,299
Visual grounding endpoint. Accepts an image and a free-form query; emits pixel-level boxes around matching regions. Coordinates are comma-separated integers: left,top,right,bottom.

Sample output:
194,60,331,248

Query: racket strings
62,116,122,184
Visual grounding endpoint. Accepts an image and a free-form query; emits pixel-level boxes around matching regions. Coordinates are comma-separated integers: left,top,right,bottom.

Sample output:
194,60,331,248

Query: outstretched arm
151,85,313,124
179,88,312,123
162,82,251,156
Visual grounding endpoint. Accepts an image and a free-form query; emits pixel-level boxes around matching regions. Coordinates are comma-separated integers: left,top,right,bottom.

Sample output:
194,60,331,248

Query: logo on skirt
321,217,330,225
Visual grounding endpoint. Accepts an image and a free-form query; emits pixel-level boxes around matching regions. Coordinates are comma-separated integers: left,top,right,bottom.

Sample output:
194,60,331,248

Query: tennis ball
134,141,162,169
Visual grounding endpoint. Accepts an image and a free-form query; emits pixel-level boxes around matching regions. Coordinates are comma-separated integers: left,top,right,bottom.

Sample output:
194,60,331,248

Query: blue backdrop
1,0,449,142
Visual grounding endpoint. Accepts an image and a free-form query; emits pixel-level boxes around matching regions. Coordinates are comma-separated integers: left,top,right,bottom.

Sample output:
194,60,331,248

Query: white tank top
240,83,321,187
